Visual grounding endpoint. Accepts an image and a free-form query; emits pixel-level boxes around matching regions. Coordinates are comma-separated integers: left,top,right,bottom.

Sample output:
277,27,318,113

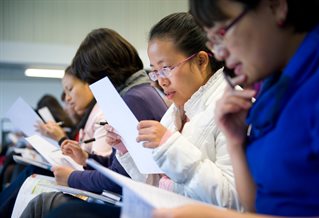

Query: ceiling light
25,68,64,78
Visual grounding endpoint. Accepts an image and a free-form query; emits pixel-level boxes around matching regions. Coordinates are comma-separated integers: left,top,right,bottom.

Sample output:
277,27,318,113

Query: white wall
0,0,188,67
0,0,188,142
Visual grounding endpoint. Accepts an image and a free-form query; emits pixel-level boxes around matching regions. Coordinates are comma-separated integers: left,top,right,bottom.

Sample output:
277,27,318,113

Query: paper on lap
87,159,208,218
25,135,83,171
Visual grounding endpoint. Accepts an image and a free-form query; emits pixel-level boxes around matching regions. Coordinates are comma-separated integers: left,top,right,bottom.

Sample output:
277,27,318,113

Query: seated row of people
2,0,319,217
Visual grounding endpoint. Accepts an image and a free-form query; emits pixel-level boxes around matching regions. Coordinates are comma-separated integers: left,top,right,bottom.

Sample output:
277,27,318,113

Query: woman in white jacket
107,12,241,210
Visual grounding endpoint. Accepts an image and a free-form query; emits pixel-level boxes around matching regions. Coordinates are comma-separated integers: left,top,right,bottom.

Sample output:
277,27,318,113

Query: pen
52,148,61,153
56,121,64,126
96,121,108,126
80,134,106,144
223,67,256,102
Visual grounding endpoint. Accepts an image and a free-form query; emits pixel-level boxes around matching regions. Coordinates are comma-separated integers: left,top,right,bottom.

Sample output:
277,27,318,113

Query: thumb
51,165,59,172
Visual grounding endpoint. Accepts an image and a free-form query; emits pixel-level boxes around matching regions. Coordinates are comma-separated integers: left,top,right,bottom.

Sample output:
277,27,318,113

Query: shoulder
123,84,167,121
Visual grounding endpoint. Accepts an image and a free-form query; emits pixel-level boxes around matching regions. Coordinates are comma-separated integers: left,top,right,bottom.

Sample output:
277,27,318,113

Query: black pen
80,134,106,144
96,121,108,126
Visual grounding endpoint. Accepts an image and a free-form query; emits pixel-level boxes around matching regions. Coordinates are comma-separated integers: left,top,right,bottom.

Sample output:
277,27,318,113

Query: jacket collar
247,25,319,141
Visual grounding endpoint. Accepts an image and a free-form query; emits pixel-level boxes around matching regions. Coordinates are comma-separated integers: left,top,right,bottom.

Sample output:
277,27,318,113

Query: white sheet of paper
13,155,52,170
89,77,162,174
5,97,57,145
25,135,83,171
87,159,202,218
38,106,56,122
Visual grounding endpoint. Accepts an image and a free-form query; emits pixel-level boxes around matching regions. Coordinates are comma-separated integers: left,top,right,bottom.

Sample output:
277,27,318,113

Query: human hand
136,120,167,148
153,204,225,218
104,124,128,154
61,139,88,166
51,166,74,186
35,121,66,141
215,75,256,152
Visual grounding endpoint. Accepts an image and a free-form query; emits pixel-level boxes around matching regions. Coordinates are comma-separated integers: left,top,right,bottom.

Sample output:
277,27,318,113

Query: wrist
82,151,89,166
227,140,247,156
58,136,68,146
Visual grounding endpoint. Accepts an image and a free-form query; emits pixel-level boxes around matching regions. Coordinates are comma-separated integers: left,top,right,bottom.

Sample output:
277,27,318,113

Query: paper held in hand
5,97,58,146
90,77,163,174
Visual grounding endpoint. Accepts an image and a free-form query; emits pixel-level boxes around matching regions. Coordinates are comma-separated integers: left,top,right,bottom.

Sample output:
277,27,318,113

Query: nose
158,77,169,88
212,44,229,61
204,27,229,61
65,93,72,103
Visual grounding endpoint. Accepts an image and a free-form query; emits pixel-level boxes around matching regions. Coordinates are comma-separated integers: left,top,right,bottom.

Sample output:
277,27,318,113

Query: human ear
269,0,288,27
197,51,209,68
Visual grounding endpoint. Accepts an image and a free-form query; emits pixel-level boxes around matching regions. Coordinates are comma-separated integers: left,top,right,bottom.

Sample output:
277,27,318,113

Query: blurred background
0,0,187,144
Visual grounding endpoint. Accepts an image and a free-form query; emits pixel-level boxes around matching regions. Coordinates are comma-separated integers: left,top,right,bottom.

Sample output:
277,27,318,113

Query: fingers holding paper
35,121,66,141
104,124,128,154
51,166,74,186
136,120,167,148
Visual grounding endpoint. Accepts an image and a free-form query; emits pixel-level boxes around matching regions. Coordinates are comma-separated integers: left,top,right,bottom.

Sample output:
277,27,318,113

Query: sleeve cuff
58,136,68,146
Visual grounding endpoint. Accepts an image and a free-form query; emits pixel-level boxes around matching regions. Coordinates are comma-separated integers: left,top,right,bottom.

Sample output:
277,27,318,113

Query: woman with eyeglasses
36,12,240,218
152,0,319,217
104,12,241,210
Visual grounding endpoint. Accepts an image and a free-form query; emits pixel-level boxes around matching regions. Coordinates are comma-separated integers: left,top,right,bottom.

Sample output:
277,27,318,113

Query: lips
234,64,243,76
164,91,176,100
227,62,243,76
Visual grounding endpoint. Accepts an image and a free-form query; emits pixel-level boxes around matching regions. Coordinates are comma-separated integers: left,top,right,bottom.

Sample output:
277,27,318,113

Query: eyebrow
150,60,165,68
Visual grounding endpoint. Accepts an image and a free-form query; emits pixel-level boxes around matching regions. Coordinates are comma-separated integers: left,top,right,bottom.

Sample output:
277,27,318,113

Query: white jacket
117,69,241,209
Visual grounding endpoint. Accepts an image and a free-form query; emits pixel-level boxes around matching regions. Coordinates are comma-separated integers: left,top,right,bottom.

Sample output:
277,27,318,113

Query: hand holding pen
223,67,256,102
60,139,88,166
215,74,256,148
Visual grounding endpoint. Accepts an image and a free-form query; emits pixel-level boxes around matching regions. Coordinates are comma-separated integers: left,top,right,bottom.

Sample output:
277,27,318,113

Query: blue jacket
68,83,167,194
246,25,319,216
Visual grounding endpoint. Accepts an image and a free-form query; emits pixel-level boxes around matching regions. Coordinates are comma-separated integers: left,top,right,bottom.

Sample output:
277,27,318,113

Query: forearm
154,133,240,208
228,145,256,212
171,159,240,209
156,204,283,218
68,170,121,194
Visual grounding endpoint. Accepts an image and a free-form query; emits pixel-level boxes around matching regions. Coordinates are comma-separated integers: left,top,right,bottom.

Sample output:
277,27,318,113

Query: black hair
189,0,319,33
149,12,223,73
71,28,144,88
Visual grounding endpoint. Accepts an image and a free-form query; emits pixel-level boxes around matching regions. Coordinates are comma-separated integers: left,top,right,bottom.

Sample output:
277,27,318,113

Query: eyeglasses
148,53,197,82
209,7,249,52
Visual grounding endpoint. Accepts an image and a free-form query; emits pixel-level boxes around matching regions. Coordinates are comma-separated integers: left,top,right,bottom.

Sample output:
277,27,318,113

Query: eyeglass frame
209,7,250,48
148,53,197,82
